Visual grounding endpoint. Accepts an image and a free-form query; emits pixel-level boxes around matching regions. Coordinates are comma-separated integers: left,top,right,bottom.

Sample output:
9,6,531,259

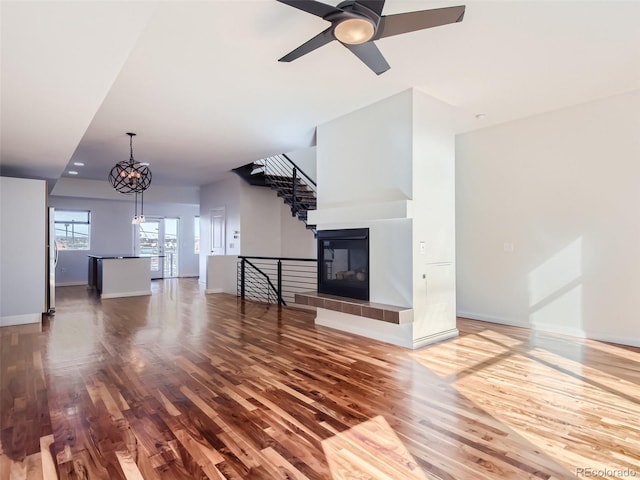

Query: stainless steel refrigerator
46,207,57,313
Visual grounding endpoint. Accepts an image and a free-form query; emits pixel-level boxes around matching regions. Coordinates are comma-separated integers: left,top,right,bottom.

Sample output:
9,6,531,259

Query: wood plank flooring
1,278,639,479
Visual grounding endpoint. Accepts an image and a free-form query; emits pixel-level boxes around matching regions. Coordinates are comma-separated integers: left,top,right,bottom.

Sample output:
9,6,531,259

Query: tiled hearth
295,292,412,325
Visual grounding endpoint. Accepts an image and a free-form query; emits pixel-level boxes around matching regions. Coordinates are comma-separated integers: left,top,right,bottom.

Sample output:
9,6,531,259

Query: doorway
210,207,226,255
136,217,180,279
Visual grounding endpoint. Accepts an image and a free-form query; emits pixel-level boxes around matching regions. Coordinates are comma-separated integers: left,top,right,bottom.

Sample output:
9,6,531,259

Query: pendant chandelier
108,132,152,224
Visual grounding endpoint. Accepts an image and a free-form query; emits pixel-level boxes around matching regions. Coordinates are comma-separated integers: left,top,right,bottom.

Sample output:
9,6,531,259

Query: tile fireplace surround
295,292,412,325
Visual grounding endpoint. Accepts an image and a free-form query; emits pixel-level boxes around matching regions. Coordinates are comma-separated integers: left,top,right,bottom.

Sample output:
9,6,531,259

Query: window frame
54,209,91,251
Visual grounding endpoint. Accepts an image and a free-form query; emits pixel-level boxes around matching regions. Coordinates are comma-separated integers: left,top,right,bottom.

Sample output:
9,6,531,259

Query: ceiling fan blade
345,42,390,75
279,27,334,62
276,0,342,19
376,5,465,39
353,0,385,16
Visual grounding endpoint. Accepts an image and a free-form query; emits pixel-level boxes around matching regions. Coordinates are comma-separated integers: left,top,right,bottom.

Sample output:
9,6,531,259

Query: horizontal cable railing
237,258,280,305
237,256,317,306
258,154,317,220
259,154,316,189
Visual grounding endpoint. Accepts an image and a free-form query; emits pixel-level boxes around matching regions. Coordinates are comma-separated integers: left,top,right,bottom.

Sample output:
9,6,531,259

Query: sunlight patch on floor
410,330,515,378
582,339,640,363
453,351,640,475
528,346,640,405
411,322,640,475
322,415,428,480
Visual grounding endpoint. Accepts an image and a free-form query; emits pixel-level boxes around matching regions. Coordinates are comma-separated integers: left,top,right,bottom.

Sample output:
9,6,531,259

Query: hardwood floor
1,278,639,479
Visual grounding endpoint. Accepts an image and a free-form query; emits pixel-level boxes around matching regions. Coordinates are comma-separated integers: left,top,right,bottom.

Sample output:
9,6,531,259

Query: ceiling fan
277,0,466,75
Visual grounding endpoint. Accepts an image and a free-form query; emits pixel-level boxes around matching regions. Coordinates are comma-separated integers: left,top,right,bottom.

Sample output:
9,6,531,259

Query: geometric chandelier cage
108,132,152,224
108,132,152,194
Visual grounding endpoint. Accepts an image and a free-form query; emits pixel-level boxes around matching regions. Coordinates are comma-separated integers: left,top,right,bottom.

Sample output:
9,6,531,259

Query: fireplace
317,228,369,301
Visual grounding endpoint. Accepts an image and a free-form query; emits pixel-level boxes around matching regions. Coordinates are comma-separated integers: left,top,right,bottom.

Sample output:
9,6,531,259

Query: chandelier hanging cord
128,132,135,163
140,189,145,221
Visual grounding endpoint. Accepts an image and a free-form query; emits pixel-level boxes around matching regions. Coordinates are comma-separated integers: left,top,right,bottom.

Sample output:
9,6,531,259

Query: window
194,216,200,254
55,210,90,250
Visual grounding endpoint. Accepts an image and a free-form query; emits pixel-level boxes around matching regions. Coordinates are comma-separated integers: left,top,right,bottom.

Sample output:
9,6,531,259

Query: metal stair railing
238,257,282,305
256,154,317,229
237,256,317,306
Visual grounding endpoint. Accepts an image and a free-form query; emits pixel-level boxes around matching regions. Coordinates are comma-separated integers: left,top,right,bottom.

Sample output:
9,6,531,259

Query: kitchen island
88,255,152,299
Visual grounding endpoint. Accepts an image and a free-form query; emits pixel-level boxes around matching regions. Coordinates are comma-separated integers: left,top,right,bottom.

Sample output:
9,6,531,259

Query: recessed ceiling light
140,162,150,166
475,113,487,120
68,170,79,175
73,162,85,166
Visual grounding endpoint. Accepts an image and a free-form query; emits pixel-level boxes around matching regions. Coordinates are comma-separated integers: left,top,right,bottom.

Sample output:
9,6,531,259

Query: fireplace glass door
317,228,369,301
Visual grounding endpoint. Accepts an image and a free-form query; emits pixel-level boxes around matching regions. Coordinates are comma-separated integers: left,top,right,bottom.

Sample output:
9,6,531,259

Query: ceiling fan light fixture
334,17,375,44
277,0,466,75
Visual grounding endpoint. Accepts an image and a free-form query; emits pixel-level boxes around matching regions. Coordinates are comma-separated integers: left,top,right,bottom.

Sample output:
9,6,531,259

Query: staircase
232,154,317,233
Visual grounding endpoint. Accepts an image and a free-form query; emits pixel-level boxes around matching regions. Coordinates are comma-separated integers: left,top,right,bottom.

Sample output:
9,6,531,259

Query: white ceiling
2,0,639,187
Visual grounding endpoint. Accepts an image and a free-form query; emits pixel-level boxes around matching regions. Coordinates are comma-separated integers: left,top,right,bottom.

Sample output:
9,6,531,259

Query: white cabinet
413,262,456,343
423,262,455,323
98,257,151,299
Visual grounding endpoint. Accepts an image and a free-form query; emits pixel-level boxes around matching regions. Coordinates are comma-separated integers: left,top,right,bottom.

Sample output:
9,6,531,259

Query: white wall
313,91,433,347
206,255,238,294
315,90,414,310
312,89,458,348
199,174,316,281
411,90,457,343
240,181,283,257
318,90,413,206
52,177,200,204
240,181,316,258
456,89,640,347
0,177,46,325
279,201,316,258
285,146,317,183
49,195,200,285
199,176,242,279
49,196,132,285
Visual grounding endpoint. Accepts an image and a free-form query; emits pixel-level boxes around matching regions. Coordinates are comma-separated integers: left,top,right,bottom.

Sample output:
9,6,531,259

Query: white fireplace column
308,88,458,349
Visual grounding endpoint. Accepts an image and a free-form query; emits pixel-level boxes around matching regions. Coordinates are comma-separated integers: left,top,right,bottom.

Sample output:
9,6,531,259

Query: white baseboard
413,328,459,349
457,311,530,329
457,311,640,348
101,290,151,299
585,333,640,348
1,313,42,327
205,288,223,294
